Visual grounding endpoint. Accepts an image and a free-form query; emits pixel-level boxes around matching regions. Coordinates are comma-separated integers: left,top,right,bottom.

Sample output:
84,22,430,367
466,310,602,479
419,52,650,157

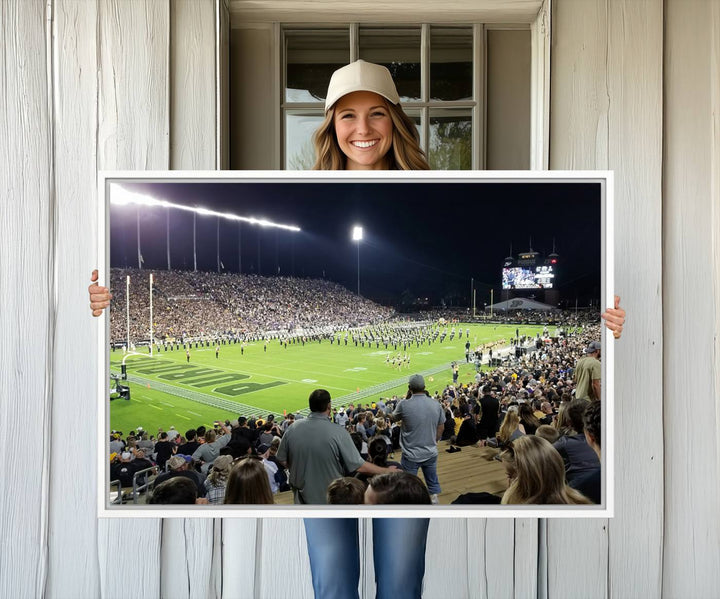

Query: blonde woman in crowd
500,435,592,505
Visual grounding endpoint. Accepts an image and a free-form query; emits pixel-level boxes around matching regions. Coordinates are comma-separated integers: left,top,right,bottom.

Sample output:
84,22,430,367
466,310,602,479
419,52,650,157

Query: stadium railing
131,466,157,504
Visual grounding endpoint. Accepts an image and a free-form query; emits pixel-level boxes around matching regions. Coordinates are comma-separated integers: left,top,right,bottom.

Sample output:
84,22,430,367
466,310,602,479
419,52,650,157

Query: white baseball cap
324,60,400,112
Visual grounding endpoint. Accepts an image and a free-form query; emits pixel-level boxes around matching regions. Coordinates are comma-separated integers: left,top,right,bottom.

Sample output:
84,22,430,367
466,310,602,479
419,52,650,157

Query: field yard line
175,413,190,420
188,411,203,417
148,404,163,411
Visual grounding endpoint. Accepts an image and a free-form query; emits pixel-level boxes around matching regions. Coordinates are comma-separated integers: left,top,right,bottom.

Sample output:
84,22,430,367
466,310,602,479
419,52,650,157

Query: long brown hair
500,436,592,505
497,409,521,444
312,100,429,171
224,457,274,505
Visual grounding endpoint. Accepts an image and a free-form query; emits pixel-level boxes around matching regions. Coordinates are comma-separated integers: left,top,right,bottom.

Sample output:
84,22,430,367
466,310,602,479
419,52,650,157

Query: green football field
109,323,546,435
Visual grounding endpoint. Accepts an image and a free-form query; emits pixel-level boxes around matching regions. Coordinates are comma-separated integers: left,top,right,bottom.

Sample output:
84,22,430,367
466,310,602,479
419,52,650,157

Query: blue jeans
400,453,441,495
303,518,429,599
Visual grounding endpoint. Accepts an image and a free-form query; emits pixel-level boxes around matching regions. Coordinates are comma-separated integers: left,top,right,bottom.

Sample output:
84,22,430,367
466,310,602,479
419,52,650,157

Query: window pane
285,112,324,170
429,109,472,170
359,28,421,102
402,109,423,148
286,30,349,103
430,27,473,101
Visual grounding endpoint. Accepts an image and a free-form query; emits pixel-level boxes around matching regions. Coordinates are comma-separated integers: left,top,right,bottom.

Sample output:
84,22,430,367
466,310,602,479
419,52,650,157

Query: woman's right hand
89,269,112,316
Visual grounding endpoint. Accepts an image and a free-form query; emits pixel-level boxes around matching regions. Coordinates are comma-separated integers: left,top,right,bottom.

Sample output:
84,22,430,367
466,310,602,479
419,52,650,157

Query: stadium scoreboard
501,248,559,290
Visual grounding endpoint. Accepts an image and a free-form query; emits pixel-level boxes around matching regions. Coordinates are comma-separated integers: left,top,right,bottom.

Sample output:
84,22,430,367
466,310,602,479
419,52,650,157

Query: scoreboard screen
502,265,555,289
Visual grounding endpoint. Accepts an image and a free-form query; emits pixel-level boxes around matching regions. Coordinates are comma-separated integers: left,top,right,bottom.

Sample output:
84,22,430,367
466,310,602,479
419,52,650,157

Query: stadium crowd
109,268,394,343
110,322,604,507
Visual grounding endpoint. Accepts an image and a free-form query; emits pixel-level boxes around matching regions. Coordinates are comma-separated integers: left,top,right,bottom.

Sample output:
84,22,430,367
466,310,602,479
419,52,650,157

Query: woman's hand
89,269,112,316
601,295,625,339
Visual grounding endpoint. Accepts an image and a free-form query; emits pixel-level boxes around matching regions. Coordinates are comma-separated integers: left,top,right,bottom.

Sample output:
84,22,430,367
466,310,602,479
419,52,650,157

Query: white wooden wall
1,1,719,597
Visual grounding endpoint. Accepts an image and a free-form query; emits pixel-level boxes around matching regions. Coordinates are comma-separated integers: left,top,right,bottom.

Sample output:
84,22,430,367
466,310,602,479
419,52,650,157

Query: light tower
352,226,363,296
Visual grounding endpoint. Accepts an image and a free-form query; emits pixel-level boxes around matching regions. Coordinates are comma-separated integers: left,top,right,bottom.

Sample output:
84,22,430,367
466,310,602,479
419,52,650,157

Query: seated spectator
327,477,367,504
441,408,455,441
258,422,279,447
109,433,125,455
192,425,232,473
452,407,463,437
154,432,175,471
553,399,599,485
538,402,556,425
150,477,207,505
281,413,296,432
137,433,155,458
154,455,207,499
454,414,479,447
364,472,432,505
364,437,401,474
110,452,136,488
349,431,368,460
256,443,280,494
355,413,369,441
224,457,274,504
202,454,233,504
178,429,200,456
492,408,525,449
225,435,252,460
232,418,256,445
518,403,542,435
374,417,392,446
499,436,592,505
130,449,155,486
569,400,602,504
535,425,560,445
263,436,290,492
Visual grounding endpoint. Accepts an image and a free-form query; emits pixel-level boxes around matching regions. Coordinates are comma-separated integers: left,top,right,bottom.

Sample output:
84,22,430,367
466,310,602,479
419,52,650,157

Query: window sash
282,24,488,169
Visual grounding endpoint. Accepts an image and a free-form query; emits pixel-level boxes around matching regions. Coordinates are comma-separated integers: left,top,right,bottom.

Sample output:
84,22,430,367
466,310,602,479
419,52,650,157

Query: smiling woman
311,60,430,171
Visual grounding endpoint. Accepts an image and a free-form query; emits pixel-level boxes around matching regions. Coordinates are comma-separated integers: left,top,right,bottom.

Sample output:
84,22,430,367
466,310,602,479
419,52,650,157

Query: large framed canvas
97,171,613,518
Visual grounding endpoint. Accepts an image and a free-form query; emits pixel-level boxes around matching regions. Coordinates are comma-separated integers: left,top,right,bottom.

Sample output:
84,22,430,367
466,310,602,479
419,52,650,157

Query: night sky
109,180,602,308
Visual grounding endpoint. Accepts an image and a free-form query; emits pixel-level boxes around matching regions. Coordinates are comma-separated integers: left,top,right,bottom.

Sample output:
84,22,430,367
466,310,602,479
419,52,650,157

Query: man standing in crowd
277,389,397,504
477,384,500,441
574,341,602,400
391,374,445,504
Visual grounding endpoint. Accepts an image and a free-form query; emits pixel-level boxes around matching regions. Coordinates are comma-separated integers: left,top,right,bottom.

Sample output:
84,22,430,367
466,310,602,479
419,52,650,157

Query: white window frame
245,0,551,170
281,23,487,170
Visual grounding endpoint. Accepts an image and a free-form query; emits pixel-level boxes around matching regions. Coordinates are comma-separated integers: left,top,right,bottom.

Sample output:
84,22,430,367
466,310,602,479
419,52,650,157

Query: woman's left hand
601,295,625,339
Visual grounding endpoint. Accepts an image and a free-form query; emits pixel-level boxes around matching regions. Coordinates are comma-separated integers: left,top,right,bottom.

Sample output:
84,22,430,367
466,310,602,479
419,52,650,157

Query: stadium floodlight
110,184,301,232
352,226,363,296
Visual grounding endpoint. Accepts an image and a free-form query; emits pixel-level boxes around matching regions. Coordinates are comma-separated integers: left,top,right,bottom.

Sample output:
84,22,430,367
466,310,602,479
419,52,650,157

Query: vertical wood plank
161,519,219,599
423,519,474,599
47,1,102,596
255,519,314,598
164,2,220,596
0,1,52,596
605,1,664,597
548,4,609,596
97,0,170,171
550,1,665,598
96,1,170,596
462,520,523,599
98,519,162,595
663,1,720,596
170,0,216,170
513,519,539,598
221,520,259,599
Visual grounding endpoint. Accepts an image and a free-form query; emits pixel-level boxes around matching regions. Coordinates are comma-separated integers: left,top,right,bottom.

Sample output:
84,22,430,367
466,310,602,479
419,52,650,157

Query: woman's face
333,91,393,170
